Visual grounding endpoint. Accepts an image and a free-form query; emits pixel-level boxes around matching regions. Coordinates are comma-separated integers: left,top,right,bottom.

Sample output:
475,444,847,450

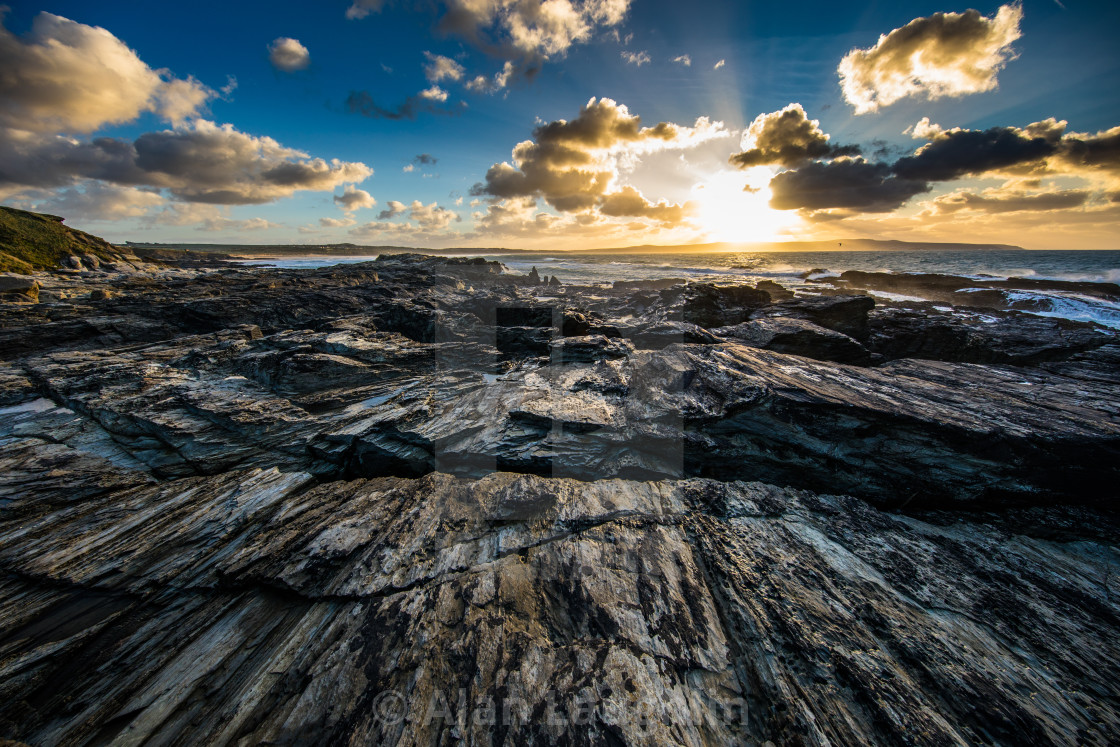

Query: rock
548,275,562,288
658,282,772,328
527,265,541,284
755,279,795,301
868,305,1113,364
757,293,875,340
714,317,871,364
79,253,101,270
88,288,114,301
613,277,687,290
0,275,38,303
62,254,83,270
1,250,1119,744
0,470,1116,745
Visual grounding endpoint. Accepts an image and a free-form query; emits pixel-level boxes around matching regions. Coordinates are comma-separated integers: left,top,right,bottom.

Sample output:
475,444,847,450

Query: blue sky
2,1,1119,248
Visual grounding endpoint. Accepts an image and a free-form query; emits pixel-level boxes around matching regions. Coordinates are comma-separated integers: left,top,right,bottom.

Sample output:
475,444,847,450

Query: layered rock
0,251,1118,744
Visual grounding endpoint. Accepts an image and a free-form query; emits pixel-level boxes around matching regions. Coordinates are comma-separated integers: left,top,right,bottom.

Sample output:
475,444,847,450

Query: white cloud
839,4,1023,114
423,51,464,82
0,12,216,132
21,182,164,221
621,50,651,66
268,37,310,72
320,216,357,227
672,54,691,67
334,185,376,213
713,59,725,70
418,85,449,102
465,61,515,94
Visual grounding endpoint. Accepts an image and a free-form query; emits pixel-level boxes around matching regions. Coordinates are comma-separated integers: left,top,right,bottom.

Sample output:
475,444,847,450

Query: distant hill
124,237,1026,258
0,206,128,272
574,239,1027,254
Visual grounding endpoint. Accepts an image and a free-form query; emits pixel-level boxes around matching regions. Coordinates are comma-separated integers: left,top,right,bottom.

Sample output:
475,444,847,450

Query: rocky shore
1,248,1118,744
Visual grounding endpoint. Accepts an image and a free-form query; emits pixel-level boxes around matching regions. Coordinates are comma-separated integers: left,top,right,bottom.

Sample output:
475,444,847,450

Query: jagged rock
1,249,1119,744
613,277,687,290
757,293,875,340
868,305,1113,364
754,279,794,301
658,282,772,328
527,265,541,284
714,318,871,364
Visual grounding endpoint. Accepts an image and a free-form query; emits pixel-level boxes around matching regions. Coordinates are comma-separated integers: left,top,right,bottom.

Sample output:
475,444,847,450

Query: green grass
0,206,122,272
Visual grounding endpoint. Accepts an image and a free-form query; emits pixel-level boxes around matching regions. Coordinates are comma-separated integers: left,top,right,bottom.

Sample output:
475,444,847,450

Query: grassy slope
0,206,124,273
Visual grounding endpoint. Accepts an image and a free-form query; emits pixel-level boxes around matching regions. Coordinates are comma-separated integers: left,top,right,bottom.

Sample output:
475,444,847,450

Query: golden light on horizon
691,169,800,243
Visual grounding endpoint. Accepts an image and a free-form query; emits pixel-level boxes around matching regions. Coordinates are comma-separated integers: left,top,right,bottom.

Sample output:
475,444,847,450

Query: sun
691,169,800,243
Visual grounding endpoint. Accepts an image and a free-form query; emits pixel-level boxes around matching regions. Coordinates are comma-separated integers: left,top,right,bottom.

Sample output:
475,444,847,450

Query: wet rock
660,282,772,328
757,293,876,340
714,318,871,364
868,305,1113,364
755,279,795,301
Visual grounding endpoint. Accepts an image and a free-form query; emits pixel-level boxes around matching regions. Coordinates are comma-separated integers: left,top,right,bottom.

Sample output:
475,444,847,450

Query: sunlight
691,169,800,243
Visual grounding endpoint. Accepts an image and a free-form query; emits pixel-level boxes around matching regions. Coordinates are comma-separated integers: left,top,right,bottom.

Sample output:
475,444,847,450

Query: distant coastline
122,238,1027,257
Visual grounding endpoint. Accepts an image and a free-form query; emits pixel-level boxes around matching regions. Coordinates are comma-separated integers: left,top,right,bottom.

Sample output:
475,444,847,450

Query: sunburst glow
691,169,800,243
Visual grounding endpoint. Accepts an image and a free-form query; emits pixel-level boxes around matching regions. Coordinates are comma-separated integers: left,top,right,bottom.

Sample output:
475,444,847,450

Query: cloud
0,120,373,204
402,164,414,173
472,97,722,225
440,0,631,66
754,109,1120,215
346,0,387,20
320,216,357,227
769,158,930,212
0,12,216,132
144,203,280,231
334,185,376,213
924,187,1091,215
377,200,407,219
268,37,310,71
621,50,650,66
713,59,725,70
464,61,515,94
892,121,1062,182
346,90,465,120
672,54,691,67
413,153,438,167
20,181,164,221
839,4,1022,114
730,104,860,168
407,200,460,228
598,185,690,223
423,51,464,82
346,1,630,77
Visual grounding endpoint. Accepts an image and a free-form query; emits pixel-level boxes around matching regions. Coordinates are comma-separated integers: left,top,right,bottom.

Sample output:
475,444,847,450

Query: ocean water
236,249,1120,328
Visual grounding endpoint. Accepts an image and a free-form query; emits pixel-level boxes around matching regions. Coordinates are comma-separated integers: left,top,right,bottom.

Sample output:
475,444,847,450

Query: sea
233,249,1120,329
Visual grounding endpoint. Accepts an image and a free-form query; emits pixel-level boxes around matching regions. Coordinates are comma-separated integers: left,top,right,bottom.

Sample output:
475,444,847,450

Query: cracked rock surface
0,253,1117,744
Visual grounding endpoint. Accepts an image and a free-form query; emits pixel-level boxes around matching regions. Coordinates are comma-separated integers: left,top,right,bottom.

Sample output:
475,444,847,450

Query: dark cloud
929,189,1091,214
730,104,859,168
0,121,371,204
1057,126,1120,172
346,90,465,120
769,159,929,212
892,125,1058,182
414,153,438,165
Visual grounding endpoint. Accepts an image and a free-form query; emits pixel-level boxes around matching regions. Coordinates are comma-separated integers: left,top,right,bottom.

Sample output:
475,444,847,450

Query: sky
1,1,1118,250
